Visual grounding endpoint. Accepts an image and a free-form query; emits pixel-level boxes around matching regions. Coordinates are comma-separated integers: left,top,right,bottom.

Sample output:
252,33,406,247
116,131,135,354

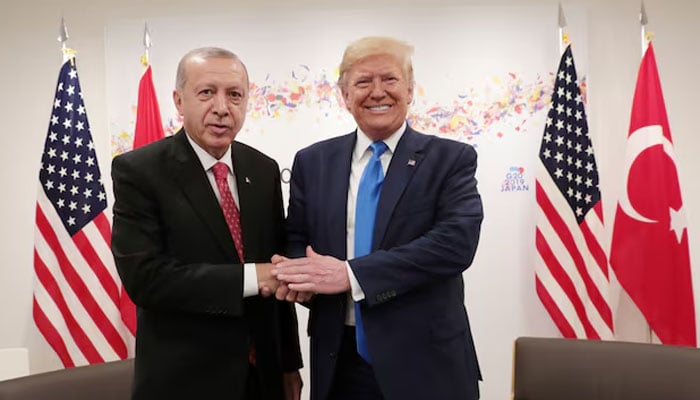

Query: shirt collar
185,131,234,173
353,121,406,160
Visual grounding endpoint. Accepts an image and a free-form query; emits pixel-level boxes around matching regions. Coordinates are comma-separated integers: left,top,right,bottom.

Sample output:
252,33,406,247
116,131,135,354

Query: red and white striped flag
33,58,133,367
610,43,696,346
535,45,613,339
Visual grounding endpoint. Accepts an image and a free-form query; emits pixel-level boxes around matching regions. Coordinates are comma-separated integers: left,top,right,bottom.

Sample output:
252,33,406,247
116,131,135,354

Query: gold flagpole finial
58,17,76,65
141,22,152,67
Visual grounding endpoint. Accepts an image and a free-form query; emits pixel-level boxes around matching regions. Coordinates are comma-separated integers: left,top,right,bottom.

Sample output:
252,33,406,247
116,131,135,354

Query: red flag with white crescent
610,43,696,346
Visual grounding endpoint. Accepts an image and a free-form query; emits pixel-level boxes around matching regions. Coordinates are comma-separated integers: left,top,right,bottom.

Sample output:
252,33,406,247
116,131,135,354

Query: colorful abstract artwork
111,67,578,157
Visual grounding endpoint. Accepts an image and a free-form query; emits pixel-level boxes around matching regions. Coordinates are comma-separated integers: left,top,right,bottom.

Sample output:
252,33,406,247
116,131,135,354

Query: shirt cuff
346,261,365,301
243,263,258,297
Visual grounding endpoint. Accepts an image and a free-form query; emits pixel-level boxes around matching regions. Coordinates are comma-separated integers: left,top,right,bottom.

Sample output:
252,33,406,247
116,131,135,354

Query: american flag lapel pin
407,159,416,166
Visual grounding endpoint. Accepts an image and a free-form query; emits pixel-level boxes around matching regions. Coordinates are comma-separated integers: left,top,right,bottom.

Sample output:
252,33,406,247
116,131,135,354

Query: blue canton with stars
39,60,107,236
540,45,601,225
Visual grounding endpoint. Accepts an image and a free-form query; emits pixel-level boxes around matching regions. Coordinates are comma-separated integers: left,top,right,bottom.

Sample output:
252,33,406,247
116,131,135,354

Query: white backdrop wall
1,1,699,399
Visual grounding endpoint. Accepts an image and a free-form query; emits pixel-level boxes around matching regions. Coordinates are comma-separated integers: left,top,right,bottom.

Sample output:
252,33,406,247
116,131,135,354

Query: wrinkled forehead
179,56,250,89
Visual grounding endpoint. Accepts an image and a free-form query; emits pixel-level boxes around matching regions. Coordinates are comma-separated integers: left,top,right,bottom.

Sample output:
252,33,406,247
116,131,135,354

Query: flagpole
141,22,152,68
57,17,74,64
640,1,650,56
558,3,567,54
640,2,659,345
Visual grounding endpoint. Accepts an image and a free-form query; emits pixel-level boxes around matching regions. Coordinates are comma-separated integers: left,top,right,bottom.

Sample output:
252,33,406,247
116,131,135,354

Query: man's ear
341,87,351,111
173,90,183,115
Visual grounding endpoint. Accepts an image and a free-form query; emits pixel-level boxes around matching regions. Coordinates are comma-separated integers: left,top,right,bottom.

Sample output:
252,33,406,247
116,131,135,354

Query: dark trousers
328,327,385,400
246,363,262,400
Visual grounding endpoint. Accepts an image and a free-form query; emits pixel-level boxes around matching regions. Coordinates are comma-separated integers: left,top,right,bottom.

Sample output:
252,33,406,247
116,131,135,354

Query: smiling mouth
367,105,391,111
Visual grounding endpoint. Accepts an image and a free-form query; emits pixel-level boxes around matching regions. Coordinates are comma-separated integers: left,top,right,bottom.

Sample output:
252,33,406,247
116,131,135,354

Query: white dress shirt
185,133,258,297
344,122,406,325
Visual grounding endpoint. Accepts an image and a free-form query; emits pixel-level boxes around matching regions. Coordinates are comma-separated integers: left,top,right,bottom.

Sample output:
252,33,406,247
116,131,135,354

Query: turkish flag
132,65,165,149
610,43,696,346
120,65,165,336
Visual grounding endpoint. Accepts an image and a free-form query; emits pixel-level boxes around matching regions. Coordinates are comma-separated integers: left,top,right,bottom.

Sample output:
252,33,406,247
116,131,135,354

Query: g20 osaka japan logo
501,166,529,192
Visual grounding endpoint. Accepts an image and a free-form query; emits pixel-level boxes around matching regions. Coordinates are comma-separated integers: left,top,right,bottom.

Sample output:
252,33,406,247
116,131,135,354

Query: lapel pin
407,159,416,166
245,177,251,184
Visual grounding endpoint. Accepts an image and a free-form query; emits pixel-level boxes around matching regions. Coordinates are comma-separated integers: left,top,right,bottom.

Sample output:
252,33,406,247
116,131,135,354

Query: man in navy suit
112,47,302,400
274,37,483,400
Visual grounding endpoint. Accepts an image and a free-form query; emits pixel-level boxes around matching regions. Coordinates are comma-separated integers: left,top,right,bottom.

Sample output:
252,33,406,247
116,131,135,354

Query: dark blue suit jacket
286,126,483,400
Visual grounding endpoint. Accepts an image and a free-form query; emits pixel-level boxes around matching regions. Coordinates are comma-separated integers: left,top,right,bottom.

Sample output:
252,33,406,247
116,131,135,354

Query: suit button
329,352,337,359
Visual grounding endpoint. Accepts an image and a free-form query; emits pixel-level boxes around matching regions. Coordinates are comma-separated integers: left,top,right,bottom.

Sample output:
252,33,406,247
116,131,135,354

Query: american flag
534,45,613,339
33,59,132,367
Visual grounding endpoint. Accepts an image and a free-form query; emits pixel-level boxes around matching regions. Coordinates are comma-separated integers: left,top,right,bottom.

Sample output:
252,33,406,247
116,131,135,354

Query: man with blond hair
274,36,483,400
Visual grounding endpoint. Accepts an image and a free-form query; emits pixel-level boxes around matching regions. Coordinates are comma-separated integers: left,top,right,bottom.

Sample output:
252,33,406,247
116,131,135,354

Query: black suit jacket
111,130,302,400
286,126,482,400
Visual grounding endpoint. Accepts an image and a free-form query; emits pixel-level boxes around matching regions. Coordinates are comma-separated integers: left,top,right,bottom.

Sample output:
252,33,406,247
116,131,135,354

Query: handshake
256,246,352,302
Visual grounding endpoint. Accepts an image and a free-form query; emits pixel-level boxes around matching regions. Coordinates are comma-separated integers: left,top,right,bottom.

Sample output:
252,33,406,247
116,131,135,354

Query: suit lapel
231,142,256,262
327,133,355,260
373,127,429,249
169,130,239,261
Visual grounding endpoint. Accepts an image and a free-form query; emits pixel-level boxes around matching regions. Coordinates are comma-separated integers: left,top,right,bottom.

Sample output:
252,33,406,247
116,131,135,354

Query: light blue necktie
354,141,388,363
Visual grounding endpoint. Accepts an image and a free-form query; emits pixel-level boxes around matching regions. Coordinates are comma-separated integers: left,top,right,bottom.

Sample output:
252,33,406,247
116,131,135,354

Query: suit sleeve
269,163,304,370
284,151,309,259
350,143,483,307
279,300,303,371
111,153,246,317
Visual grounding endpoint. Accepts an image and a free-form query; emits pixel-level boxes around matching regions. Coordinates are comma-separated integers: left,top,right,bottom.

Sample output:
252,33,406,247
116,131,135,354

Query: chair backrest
512,336,700,400
0,349,29,381
0,358,133,400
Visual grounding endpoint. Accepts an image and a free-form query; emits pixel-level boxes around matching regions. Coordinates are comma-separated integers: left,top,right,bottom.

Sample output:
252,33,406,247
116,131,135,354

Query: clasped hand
258,246,350,302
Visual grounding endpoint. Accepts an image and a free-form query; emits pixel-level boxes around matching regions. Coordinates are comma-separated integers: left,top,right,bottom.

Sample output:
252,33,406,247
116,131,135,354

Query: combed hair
337,36,414,90
175,47,248,90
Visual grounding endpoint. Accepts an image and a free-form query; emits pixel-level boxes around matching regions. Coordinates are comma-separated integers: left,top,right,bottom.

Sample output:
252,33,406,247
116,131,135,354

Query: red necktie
212,162,245,263
212,162,255,365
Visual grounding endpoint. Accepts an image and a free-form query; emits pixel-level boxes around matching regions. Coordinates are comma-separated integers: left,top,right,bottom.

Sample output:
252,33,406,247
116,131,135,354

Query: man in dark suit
274,37,483,400
111,47,302,400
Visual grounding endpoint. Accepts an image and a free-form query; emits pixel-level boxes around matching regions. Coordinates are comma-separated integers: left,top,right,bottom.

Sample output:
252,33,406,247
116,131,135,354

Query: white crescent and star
619,124,686,243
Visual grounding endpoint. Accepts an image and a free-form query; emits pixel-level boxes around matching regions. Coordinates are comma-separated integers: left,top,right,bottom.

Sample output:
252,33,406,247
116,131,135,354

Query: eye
355,79,371,89
384,76,399,84
198,89,213,98
229,91,243,99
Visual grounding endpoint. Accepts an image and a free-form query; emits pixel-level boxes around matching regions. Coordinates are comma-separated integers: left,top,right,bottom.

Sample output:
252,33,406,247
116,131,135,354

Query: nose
212,93,229,117
369,78,386,99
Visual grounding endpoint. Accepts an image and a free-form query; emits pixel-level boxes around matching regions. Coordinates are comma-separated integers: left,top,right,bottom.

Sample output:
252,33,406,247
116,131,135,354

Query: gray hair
175,47,249,90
